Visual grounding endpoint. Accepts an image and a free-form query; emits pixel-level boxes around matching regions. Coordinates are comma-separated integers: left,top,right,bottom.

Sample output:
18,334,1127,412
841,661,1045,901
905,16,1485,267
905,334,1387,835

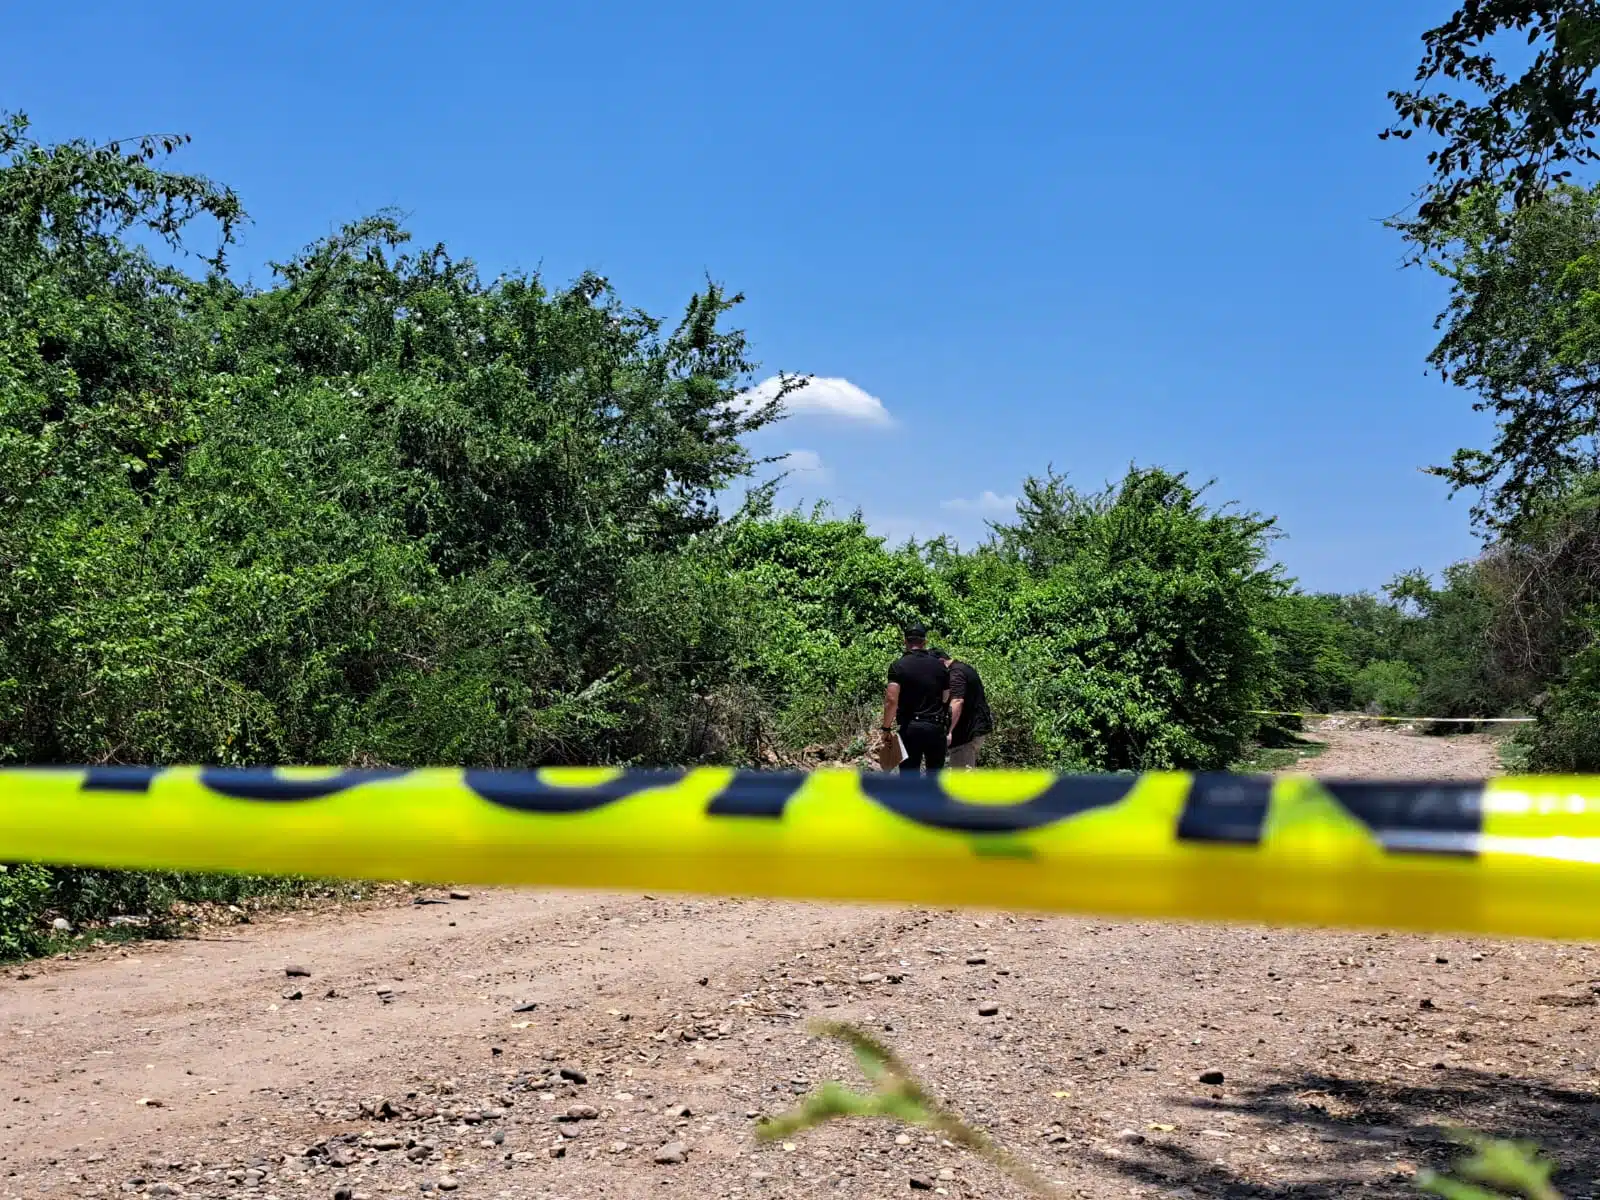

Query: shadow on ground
1079,1065,1600,1198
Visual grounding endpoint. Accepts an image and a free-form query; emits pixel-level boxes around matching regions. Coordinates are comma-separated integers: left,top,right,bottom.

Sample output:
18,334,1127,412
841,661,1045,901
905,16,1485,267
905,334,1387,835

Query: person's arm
946,665,965,744
947,697,964,745
881,681,900,731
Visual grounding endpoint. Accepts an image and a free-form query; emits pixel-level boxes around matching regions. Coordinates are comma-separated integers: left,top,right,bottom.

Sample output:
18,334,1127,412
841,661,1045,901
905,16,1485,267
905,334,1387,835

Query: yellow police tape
2,765,1599,940
1249,709,1534,723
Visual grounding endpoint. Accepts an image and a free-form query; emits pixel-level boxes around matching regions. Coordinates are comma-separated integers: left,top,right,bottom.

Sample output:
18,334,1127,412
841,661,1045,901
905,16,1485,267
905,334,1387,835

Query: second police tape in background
1248,710,1534,723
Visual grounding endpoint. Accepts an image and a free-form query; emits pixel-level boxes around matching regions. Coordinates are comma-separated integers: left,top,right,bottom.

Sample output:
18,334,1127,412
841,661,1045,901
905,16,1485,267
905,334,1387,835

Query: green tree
1386,565,1508,715
1384,0,1600,245
2,109,1431,952
710,501,949,749
0,113,779,770
1328,591,1415,672
1421,185,1600,527
1524,627,1600,767
1259,592,1356,714
1351,660,1424,715
977,467,1284,770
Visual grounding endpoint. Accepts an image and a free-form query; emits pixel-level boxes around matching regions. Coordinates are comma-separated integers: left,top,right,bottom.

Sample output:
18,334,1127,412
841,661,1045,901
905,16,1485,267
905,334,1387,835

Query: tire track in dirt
8,729,1599,1200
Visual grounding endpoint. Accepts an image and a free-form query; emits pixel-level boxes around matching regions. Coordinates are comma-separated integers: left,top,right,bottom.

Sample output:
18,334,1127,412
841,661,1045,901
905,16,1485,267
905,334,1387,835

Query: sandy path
1298,723,1502,780
7,729,1599,1200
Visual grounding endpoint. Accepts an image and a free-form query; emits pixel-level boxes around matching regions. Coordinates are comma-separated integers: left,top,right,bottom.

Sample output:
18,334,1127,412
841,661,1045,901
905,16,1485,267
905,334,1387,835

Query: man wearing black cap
880,623,950,773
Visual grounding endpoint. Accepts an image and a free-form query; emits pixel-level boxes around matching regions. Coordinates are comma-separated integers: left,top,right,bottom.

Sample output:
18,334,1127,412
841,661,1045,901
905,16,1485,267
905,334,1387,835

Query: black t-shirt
948,660,992,746
888,650,949,726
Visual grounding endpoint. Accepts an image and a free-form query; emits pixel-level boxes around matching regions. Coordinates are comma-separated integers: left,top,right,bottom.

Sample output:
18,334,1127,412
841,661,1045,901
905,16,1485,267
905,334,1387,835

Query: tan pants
947,736,985,769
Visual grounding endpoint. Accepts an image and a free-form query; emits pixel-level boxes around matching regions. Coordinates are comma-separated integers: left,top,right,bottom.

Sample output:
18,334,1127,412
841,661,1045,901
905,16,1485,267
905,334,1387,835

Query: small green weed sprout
761,1024,1565,1200
758,1021,1064,1198
1419,1134,1562,1200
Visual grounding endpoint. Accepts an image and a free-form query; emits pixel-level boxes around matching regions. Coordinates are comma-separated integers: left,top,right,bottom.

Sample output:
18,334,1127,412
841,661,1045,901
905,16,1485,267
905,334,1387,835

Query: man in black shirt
880,623,949,773
933,649,992,768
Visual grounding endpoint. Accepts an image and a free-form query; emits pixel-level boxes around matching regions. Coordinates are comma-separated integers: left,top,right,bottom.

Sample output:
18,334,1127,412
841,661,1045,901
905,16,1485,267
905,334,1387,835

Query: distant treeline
2,112,1589,784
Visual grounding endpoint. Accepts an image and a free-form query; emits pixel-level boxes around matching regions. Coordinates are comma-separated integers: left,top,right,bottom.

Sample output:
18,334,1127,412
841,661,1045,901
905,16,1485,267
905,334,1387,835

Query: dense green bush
0,115,776,772
0,865,51,960
1351,660,1422,716
1261,592,1356,715
1523,627,1600,771
1387,566,1509,718
0,112,1391,794
951,468,1284,770
711,502,948,750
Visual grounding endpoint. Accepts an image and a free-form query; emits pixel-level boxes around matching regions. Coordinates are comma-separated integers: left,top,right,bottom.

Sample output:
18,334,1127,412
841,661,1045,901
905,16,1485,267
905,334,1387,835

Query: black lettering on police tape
82,766,162,793
199,767,410,801
857,774,1136,833
705,774,807,818
1319,781,1484,856
466,769,685,813
1176,774,1271,845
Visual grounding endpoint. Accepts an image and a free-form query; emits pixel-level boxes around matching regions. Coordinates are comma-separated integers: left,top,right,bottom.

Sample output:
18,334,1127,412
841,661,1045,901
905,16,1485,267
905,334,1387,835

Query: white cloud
736,375,893,426
940,490,1017,516
780,448,832,484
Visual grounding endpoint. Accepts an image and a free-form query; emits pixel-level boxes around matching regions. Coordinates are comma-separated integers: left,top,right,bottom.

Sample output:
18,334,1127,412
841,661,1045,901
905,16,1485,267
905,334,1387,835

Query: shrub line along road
8,727,1599,1200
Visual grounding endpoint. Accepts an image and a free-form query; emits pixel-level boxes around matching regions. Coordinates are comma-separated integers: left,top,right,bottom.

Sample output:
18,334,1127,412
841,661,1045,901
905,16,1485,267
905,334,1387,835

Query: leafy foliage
0,112,778,772
1383,1,1600,245
710,501,948,751
1419,1132,1564,1199
0,111,787,954
1352,659,1425,715
1260,592,1356,715
964,467,1285,770
0,865,51,960
1421,186,1600,528
1389,565,1510,717
1386,44,1600,762
1521,628,1600,767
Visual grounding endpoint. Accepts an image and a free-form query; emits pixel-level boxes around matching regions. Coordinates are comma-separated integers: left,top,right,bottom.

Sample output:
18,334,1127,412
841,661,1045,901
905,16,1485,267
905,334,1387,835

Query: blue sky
6,1,1491,591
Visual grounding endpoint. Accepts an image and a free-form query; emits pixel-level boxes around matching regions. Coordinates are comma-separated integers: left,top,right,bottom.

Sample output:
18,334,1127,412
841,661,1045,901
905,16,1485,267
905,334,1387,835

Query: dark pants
899,720,947,774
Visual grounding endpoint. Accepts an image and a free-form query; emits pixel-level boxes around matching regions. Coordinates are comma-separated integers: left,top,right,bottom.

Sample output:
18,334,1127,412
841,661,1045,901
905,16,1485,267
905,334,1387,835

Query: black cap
903,623,927,639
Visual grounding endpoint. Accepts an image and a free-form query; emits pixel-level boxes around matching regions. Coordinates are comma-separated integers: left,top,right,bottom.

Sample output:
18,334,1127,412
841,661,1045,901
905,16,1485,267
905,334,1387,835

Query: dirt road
1295,722,1502,780
6,727,1599,1200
